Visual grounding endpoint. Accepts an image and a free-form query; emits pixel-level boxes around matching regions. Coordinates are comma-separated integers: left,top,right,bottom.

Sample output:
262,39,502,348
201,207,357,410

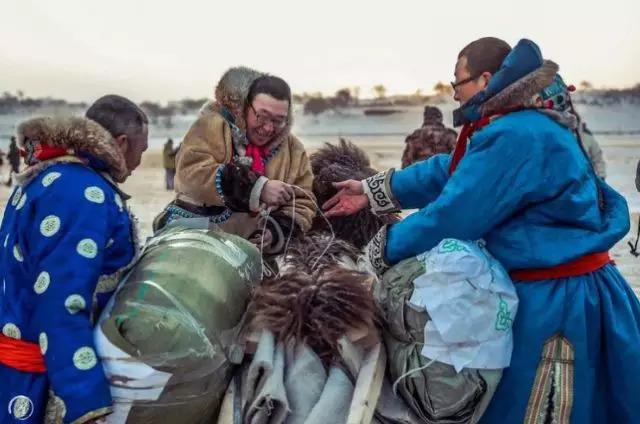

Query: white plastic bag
408,239,518,372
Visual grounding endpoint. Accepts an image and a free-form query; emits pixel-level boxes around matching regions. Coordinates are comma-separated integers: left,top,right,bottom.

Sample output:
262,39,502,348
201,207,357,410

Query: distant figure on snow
5,136,21,186
401,106,457,168
163,138,179,190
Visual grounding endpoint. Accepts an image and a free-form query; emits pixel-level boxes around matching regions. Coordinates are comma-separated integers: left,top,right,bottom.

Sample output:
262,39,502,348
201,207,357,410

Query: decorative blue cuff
215,165,225,199
363,170,401,215
366,225,391,275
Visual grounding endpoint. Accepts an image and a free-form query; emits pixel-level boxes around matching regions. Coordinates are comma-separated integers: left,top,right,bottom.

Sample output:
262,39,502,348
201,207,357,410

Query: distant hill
2,83,638,118
0,92,87,115
573,84,640,106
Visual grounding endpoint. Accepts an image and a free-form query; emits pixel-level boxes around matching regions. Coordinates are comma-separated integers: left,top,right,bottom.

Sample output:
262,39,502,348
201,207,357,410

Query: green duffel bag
95,225,262,424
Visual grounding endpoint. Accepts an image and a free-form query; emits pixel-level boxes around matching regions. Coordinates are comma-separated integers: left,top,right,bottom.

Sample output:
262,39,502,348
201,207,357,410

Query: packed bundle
95,226,262,424
374,239,518,423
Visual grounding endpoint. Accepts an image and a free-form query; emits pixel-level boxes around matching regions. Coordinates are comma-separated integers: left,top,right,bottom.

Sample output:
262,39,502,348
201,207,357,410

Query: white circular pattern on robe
11,187,22,207
2,323,21,339
64,294,86,314
39,332,48,355
52,395,66,419
13,244,23,262
42,172,62,187
9,395,33,420
48,394,66,419
76,239,98,258
84,186,105,204
33,271,51,294
72,346,97,370
115,193,124,211
16,192,27,210
40,215,61,237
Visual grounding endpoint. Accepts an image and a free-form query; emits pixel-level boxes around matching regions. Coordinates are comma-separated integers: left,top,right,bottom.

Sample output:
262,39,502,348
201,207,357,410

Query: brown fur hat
16,116,128,182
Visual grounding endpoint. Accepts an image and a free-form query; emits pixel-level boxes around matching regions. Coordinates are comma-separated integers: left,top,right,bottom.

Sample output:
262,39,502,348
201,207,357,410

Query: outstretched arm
324,154,451,217
367,127,546,274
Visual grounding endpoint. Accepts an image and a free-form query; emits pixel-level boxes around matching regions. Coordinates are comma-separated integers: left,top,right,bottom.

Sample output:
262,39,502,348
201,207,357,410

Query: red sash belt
510,252,612,282
0,334,46,373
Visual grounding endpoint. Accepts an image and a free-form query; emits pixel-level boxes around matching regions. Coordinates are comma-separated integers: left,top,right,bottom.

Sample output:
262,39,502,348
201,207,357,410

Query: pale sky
1,0,639,103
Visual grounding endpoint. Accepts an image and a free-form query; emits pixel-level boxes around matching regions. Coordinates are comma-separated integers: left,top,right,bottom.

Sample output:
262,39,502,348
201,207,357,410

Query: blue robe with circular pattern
0,162,136,423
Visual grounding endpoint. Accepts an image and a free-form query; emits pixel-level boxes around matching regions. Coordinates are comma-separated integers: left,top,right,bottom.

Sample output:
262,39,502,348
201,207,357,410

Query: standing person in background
401,106,457,168
8,136,21,174
162,138,178,190
5,136,21,186
577,119,606,179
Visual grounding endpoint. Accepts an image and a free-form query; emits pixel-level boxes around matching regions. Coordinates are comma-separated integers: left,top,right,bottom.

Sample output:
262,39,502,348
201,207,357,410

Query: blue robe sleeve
29,182,113,423
390,153,451,210
385,126,544,264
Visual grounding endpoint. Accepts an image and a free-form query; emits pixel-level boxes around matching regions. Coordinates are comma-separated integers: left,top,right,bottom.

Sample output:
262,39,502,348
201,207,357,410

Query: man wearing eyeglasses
451,38,511,105
324,37,640,423
155,67,315,253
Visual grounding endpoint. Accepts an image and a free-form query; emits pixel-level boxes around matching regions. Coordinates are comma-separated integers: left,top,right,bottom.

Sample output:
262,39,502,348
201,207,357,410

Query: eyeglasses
450,75,481,90
249,104,288,130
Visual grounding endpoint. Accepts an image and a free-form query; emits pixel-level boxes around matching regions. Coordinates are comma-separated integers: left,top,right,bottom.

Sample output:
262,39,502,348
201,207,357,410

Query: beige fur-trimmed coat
174,67,315,238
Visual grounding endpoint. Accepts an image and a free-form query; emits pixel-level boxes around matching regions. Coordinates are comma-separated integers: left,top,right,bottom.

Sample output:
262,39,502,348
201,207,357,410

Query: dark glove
220,163,260,212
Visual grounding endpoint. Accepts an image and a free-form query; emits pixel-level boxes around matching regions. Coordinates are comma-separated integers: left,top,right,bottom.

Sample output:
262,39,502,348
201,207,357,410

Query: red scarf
449,108,527,175
34,144,70,160
448,115,495,175
245,144,269,175
21,144,71,165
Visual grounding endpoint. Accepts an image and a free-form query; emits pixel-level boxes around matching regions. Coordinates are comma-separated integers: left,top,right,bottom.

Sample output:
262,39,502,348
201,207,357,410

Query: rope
291,186,336,271
391,351,438,396
628,217,640,257
256,185,337,277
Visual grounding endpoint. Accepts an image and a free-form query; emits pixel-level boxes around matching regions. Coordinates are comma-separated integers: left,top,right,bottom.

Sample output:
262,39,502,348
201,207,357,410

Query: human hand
323,180,369,217
260,180,295,208
249,228,274,247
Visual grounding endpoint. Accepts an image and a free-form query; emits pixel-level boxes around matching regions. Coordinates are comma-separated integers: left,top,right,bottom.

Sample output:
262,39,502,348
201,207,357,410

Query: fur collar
15,116,128,183
480,60,559,117
539,109,579,130
453,39,560,126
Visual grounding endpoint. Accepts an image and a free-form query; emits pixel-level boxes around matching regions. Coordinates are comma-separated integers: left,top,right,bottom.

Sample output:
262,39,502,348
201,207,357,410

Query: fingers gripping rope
256,185,337,278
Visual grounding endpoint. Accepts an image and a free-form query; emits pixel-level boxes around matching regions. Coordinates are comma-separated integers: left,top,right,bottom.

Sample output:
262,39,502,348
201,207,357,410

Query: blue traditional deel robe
364,40,640,423
0,161,136,423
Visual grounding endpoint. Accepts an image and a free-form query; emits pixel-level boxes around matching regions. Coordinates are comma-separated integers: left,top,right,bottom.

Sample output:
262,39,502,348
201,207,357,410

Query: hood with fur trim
480,60,558,117
199,66,294,151
453,39,559,126
15,116,128,185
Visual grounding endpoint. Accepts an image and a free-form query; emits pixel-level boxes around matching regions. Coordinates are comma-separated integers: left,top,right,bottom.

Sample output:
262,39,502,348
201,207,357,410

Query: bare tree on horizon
373,84,386,99
580,81,594,91
433,81,454,97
